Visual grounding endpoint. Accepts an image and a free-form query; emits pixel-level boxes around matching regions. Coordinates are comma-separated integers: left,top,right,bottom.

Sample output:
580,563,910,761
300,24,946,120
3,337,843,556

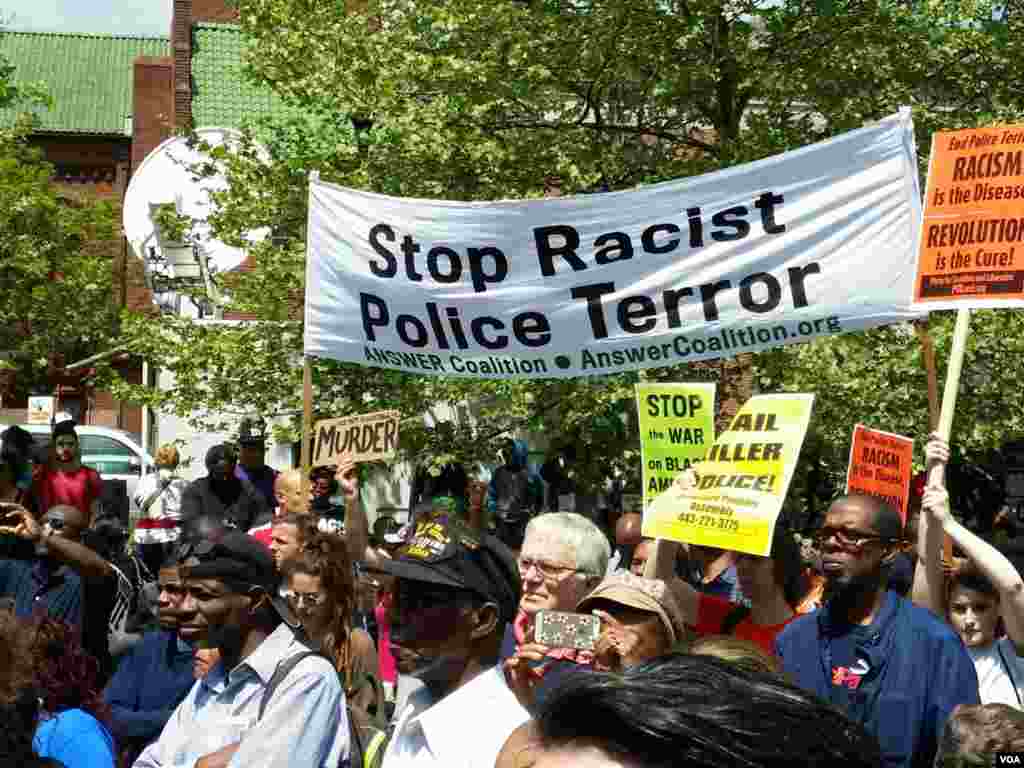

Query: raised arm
911,433,949,617
0,507,111,580
336,456,375,565
924,480,1024,654
643,538,699,627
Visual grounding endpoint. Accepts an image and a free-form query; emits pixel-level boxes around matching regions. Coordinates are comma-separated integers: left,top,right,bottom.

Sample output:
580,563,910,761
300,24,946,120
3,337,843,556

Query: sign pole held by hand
929,309,971,488
301,356,313,499
928,309,971,563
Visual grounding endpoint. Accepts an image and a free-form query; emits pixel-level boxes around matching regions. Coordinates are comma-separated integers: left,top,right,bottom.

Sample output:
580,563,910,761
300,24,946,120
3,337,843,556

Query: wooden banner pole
928,309,971,563
914,320,940,432
301,356,313,500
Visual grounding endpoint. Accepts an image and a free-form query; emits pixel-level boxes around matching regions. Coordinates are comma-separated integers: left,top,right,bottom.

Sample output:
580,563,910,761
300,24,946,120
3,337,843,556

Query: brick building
0,0,278,438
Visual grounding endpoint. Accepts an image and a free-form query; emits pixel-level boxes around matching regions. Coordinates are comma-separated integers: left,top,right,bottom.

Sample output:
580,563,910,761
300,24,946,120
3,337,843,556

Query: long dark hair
536,653,881,768
282,533,357,689
30,618,110,725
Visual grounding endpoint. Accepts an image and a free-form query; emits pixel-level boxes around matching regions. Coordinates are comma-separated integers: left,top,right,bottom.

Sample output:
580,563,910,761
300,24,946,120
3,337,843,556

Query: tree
0,49,118,402
108,0,1023,499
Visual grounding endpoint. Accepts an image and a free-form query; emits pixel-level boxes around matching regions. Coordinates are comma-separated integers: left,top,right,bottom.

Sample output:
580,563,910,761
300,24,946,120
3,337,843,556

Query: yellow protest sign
642,393,814,556
636,383,716,509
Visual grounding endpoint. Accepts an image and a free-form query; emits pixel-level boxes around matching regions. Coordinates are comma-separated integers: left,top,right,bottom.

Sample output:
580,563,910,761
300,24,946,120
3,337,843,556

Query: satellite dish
123,128,271,298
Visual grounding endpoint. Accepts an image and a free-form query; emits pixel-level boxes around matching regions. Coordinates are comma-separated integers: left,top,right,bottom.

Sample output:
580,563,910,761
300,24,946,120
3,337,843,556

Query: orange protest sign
845,425,915,524
913,124,1024,308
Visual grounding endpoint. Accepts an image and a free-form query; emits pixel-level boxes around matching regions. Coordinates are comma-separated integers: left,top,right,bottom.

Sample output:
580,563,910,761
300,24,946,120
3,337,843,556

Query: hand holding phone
534,610,601,651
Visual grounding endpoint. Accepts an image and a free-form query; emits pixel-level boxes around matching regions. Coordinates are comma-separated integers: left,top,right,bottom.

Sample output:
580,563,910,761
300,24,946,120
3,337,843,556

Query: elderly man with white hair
515,512,610,620
501,512,610,704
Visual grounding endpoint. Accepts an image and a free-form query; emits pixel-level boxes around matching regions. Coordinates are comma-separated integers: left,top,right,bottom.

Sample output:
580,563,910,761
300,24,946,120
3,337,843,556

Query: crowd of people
1,417,1023,768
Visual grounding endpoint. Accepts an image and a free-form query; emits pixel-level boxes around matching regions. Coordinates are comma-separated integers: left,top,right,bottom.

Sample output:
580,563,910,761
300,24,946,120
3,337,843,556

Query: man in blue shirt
105,560,197,766
134,529,346,768
775,494,979,768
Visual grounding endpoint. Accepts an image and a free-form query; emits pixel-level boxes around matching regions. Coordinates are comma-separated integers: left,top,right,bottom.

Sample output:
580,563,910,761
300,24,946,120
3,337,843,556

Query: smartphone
534,610,602,651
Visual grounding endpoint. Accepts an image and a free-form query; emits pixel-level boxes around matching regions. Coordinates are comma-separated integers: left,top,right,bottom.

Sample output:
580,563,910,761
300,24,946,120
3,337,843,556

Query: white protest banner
305,111,922,379
312,410,400,467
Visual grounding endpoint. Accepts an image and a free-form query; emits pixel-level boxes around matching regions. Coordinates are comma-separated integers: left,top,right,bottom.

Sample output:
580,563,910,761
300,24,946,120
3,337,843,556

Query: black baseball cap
179,530,298,628
380,514,521,625
238,417,268,446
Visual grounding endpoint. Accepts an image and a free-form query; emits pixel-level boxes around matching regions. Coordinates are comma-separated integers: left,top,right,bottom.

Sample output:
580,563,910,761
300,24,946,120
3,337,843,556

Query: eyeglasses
813,527,898,552
279,588,327,609
516,557,583,581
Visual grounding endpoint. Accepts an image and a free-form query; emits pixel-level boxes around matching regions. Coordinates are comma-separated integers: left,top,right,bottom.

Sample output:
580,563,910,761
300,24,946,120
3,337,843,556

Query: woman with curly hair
30,617,115,768
281,533,380,713
0,610,62,768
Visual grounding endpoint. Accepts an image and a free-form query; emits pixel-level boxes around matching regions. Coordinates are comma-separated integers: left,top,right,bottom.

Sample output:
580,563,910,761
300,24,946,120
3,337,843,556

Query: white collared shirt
134,623,347,768
382,666,530,768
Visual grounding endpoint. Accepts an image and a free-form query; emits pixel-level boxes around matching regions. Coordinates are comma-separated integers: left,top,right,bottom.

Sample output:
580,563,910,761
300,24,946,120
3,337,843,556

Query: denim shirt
134,623,348,768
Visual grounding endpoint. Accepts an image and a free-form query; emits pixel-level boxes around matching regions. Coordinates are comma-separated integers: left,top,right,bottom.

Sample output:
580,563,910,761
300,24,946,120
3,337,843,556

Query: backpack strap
259,650,324,719
720,604,752,636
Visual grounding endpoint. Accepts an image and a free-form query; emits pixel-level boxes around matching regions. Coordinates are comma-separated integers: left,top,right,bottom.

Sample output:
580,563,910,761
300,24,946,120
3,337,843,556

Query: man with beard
775,494,978,768
34,420,103,519
380,514,526,768
180,444,269,537
134,528,346,768
104,561,197,766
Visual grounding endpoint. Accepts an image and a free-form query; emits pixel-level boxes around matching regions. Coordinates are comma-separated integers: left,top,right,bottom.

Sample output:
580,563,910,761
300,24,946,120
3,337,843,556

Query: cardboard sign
642,394,814,556
845,424,914,523
312,410,400,467
914,124,1024,308
27,396,55,426
636,383,716,509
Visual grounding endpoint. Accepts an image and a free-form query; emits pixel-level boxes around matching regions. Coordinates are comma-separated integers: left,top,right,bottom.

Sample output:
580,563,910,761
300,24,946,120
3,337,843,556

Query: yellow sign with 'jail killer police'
642,393,814,556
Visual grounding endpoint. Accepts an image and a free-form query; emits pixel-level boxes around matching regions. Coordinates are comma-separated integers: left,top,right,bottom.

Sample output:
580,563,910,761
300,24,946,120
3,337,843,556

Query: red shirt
695,593,796,656
35,466,103,518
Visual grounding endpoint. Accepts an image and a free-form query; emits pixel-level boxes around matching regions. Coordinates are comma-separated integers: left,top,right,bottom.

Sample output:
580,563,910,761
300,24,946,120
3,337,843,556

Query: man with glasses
134,529,347,768
775,493,978,768
500,513,609,703
379,513,526,768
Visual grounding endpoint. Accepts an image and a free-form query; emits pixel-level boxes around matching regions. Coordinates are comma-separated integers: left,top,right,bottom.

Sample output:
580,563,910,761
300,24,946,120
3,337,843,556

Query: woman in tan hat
576,570,687,672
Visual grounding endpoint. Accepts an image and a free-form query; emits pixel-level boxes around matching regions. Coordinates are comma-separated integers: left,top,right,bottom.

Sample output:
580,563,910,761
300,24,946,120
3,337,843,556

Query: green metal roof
191,23,294,128
0,30,169,135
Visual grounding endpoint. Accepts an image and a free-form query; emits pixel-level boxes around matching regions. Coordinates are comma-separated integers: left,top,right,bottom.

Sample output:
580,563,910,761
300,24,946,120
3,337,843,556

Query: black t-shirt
180,476,269,532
